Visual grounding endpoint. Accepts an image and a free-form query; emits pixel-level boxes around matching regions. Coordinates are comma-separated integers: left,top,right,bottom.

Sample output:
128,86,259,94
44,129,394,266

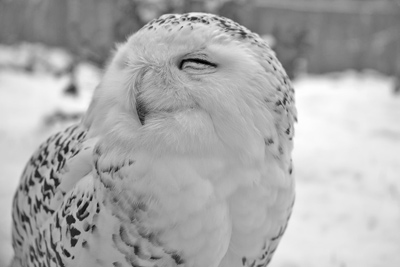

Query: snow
0,43,74,75
270,72,400,267
0,48,399,267
0,54,100,266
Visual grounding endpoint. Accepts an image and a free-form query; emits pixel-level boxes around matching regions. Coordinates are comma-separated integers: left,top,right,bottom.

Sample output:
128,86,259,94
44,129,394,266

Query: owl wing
11,124,185,267
11,124,96,263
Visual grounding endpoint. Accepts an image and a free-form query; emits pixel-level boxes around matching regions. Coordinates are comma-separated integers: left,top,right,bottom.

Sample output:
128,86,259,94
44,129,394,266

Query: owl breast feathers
11,13,297,267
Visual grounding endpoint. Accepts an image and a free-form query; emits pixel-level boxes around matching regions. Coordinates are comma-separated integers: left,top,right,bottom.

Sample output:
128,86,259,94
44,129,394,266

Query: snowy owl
11,13,297,267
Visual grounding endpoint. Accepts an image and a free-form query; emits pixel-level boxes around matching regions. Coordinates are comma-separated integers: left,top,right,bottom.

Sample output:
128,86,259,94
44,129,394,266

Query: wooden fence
237,1,400,75
0,0,399,75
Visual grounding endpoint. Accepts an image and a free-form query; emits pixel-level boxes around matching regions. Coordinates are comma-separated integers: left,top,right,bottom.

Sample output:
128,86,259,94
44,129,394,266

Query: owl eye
179,58,217,71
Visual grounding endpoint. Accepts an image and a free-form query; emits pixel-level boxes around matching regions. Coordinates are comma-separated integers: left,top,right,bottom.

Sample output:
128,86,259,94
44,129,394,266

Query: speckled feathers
11,12,296,267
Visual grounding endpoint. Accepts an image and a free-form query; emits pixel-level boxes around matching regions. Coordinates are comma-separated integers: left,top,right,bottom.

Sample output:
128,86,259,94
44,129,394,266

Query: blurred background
0,0,400,266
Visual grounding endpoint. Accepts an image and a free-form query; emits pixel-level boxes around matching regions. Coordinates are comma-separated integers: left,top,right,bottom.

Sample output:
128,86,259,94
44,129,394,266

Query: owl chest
118,153,287,224
96,151,293,267
102,155,236,266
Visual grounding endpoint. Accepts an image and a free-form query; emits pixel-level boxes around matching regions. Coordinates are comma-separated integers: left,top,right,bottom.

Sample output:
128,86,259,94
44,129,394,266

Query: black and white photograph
0,1,399,267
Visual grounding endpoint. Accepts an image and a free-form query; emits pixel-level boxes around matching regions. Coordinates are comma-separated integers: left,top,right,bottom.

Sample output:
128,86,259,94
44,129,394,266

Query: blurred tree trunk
66,0,145,67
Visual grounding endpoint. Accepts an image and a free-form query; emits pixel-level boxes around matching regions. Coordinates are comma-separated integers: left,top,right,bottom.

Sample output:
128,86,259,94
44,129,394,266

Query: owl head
83,13,296,160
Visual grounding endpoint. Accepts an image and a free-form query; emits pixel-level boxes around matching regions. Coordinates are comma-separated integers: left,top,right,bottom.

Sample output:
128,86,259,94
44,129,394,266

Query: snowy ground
0,51,399,266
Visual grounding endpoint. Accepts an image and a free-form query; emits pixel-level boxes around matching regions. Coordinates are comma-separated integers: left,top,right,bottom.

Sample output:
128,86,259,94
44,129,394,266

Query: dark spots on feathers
283,76,288,84
77,131,85,140
82,240,89,249
171,253,185,265
133,244,141,255
101,165,122,174
90,224,97,234
62,141,70,154
99,175,114,189
56,153,66,171
49,224,65,267
62,248,71,257
20,211,34,235
141,13,263,46
42,178,55,201
94,146,102,156
49,169,60,189
12,124,94,267
265,138,274,145
29,246,39,264
77,201,90,221
69,227,81,247
33,168,42,179
33,196,54,214
66,214,76,225
271,226,286,241
15,239,23,247
83,221,91,232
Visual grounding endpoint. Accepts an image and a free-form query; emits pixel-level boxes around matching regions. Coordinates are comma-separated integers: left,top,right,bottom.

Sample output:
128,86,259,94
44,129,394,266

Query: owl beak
136,97,148,125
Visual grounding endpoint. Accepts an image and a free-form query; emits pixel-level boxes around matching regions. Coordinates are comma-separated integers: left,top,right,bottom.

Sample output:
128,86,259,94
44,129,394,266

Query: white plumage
11,13,297,267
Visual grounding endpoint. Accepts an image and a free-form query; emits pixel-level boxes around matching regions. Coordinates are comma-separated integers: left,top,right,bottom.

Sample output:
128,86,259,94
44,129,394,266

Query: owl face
117,14,274,129
85,13,295,156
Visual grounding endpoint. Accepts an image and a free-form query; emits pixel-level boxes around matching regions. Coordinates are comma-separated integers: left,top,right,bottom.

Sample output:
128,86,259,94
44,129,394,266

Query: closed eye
179,58,217,71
